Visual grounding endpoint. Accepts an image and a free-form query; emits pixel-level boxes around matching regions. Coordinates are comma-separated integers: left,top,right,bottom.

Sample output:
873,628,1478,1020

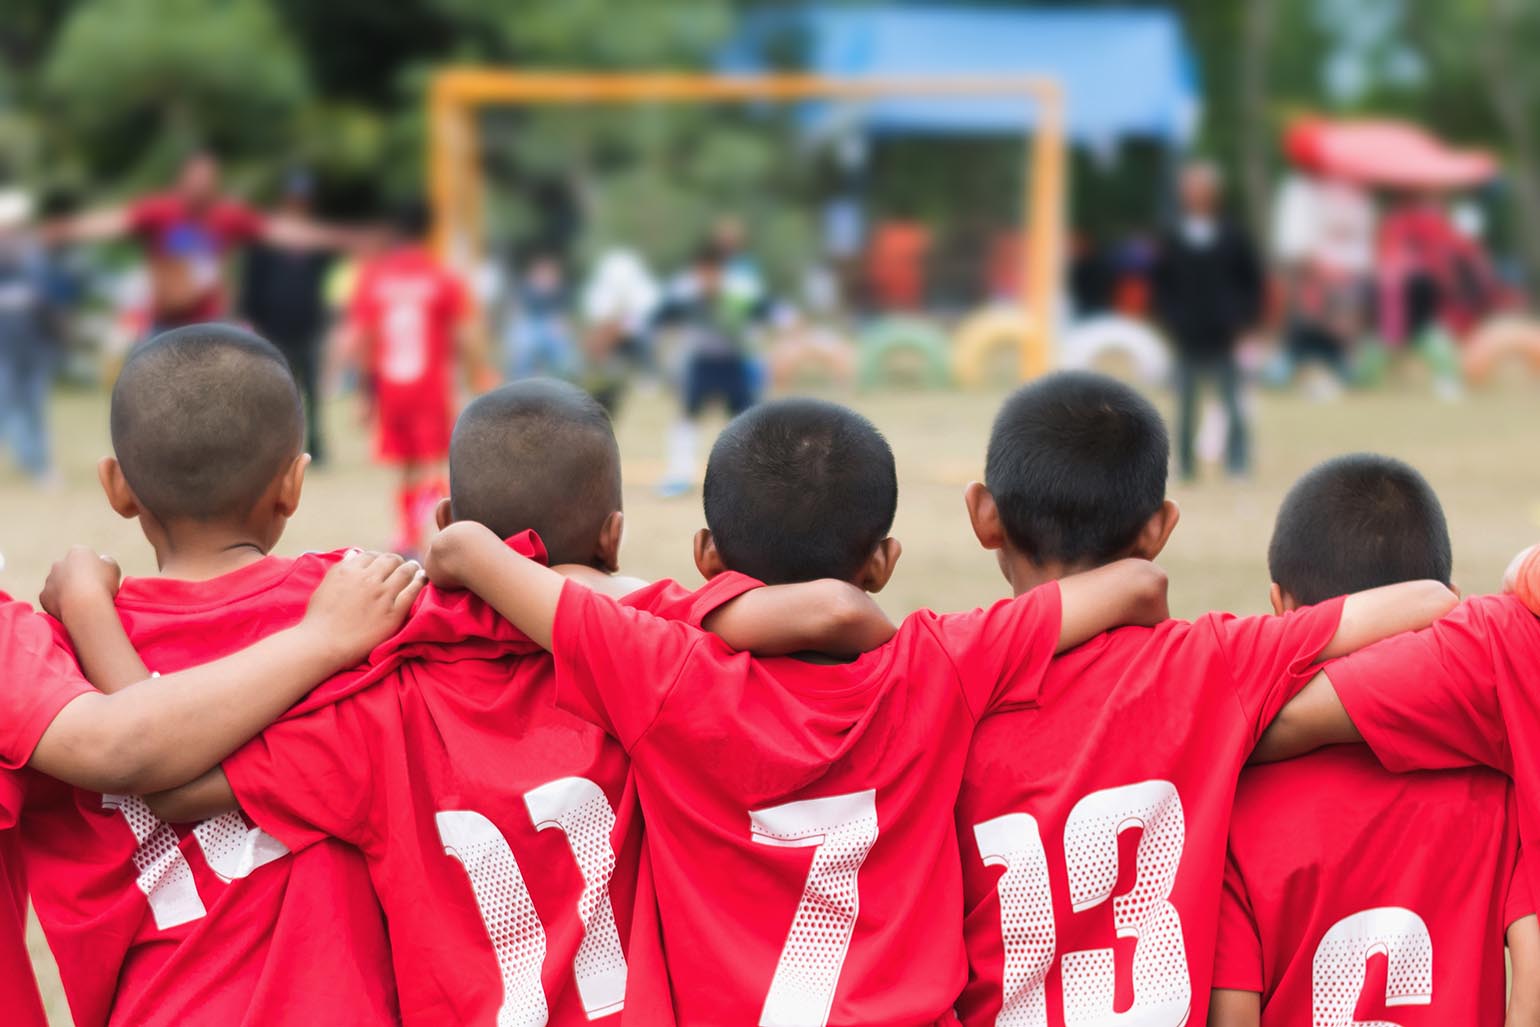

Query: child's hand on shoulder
40,545,123,622
424,520,501,590
1504,544,1540,615
302,550,426,667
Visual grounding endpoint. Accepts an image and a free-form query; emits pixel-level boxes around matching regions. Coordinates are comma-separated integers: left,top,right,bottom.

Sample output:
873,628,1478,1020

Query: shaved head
448,380,621,565
110,324,303,523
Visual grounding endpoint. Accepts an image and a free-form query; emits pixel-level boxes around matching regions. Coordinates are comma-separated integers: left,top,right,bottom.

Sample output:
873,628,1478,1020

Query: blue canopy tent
721,5,1201,147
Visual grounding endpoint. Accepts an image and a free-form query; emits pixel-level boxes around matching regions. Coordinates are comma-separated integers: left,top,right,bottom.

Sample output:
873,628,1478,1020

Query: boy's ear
1269,582,1293,615
1131,499,1181,560
857,537,902,594
274,453,310,518
693,529,728,581
434,498,453,531
97,457,140,519
964,481,1006,551
594,511,624,574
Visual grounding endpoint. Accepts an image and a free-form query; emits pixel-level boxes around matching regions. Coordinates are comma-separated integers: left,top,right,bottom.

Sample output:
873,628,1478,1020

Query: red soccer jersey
127,193,267,324
222,538,756,1026
0,596,94,1027
1327,594,1540,927
350,246,465,443
953,599,1346,1027
21,554,397,1027
552,575,1064,1026
1213,745,1529,1026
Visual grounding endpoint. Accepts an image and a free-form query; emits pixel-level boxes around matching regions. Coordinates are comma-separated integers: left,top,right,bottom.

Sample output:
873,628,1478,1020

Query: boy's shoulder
113,550,342,612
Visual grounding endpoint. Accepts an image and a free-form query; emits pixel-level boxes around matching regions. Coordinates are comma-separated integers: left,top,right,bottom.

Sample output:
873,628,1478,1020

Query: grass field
5,375,1540,1022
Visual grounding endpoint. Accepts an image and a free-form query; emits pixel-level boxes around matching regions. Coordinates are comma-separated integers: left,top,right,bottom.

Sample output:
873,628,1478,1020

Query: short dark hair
1269,453,1452,605
703,398,897,585
110,324,303,523
449,380,621,565
985,371,1169,564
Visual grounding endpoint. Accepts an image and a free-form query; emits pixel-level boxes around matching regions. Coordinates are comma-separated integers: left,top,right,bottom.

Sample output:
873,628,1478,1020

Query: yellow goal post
427,69,1066,379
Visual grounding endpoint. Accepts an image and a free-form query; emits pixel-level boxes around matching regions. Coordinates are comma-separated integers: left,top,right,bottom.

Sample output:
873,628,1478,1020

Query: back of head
985,371,1169,565
449,380,621,566
111,325,304,524
1269,453,1452,605
704,398,897,585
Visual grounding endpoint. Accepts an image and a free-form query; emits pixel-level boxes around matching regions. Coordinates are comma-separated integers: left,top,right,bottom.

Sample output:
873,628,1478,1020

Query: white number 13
973,779,1190,1026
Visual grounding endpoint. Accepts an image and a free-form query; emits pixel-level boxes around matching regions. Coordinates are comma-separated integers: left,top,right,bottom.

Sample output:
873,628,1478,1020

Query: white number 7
750,789,879,1027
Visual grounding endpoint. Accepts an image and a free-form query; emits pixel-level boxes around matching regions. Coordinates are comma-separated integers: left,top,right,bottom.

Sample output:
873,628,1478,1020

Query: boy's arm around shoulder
1055,558,1169,650
30,551,424,795
704,580,895,658
427,520,563,649
1250,580,1458,764
146,768,238,823
1207,991,1261,1027
1509,914,1540,1027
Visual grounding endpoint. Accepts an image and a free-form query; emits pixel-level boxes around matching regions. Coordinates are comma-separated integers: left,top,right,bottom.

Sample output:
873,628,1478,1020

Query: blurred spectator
1153,161,1264,481
239,171,335,463
48,150,348,333
505,251,577,380
0,190,60,486
580,247,661,413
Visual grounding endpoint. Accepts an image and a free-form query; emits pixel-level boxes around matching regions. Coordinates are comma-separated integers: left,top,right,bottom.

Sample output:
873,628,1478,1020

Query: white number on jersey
973,779,1190,1026
1312,907,1432,1027
103,794,290,931
380,299,428,383
749,789,880,1027
437,775,628,1024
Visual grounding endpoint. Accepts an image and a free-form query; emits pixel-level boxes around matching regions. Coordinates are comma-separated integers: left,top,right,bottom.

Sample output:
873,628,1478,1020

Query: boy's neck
148,524,272,581
1001,551,1105,597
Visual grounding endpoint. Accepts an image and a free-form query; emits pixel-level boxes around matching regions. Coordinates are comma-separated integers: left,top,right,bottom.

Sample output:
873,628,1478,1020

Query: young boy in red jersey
345,201,484,555
0,549,421,1027
1208,454,1539,1027
144,379,896,1026
23,323,408,1027
424,396,1175,1026
948,373,1461,1027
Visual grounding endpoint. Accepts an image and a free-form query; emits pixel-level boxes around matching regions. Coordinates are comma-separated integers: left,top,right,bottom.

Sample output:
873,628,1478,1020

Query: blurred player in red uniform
344,202,485,555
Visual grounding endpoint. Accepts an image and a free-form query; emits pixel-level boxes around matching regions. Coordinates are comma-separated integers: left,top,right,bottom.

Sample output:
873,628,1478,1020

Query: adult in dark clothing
239,173,334,462
1152,162,1264,481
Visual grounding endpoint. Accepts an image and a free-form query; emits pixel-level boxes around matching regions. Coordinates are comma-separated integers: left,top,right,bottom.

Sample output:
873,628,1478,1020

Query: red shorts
375,395,451,463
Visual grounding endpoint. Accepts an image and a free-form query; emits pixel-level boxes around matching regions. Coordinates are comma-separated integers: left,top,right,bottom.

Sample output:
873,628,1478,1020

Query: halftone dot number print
525,776,627,1019
750,789,880,1027
1312,907,1432,1027
104,793,207,930
974,812,1055,1027
437,809,550,1027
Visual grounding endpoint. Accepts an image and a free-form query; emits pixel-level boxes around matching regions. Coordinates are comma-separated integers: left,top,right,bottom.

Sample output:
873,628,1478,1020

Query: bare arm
42,206,131,244
1249,668,1362,763
262,215,356,251
427,520,564,649
1054,559,1169,651
1510,915,1540,1027
1208,990,1261,1027
40,549,145,694
29,552,425,795
146,768,238,824
1317,580,1459,661
704,581,895,658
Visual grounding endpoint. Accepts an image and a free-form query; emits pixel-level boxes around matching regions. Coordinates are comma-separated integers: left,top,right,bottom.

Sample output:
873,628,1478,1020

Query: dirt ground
5,375,1539,1022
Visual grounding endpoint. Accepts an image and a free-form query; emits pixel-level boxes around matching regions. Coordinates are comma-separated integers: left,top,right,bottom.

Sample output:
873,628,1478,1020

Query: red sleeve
216,202,266,242
1211,847,1265,993
552,579,705,751
1504,787,1534,927
223,684,388,852
624,570,763,628
125,196,171,236
931,582,1063,720
0,600,94,770
1209,596,1347,745
1328,597,1515,775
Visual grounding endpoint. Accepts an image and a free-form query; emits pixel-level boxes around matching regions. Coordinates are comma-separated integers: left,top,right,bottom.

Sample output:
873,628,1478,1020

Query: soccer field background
5,377,1539,1022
